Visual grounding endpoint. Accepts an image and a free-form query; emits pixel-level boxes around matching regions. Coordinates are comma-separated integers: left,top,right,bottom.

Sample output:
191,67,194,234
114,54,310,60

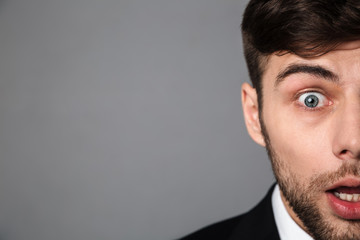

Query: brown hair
241,0,360,109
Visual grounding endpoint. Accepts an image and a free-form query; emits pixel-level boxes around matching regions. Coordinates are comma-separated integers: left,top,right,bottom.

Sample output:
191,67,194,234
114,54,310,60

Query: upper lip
327,177,360,191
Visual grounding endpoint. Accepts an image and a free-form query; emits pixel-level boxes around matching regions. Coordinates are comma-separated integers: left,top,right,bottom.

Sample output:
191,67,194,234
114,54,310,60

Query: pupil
305,95,319,108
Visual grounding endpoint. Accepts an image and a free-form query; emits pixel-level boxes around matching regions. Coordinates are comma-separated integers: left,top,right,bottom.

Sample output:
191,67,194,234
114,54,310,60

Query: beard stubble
260,116,360,240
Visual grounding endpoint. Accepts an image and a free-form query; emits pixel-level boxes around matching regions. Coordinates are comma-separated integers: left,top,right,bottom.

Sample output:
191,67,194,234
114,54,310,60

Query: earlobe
241,83,266,147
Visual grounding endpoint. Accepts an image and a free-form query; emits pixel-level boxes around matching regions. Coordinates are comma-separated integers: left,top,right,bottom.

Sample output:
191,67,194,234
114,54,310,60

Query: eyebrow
275,64,339,87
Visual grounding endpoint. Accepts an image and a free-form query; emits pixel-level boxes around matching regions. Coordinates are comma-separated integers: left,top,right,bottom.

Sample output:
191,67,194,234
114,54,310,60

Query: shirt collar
271,184,314,240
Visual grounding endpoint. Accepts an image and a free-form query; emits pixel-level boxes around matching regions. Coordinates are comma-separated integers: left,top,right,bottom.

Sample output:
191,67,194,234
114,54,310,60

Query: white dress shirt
272,185,314,240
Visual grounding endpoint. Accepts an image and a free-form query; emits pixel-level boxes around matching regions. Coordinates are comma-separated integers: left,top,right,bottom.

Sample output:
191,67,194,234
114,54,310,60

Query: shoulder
179,213,246,240
178,184,279,240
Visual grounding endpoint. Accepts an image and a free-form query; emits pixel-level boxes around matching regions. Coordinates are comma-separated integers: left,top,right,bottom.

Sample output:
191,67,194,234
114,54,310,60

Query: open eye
298,92,327,108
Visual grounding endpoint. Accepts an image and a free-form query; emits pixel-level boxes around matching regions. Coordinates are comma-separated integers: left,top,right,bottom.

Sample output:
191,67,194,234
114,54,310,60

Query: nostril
338,149,360,159
340,150,348,155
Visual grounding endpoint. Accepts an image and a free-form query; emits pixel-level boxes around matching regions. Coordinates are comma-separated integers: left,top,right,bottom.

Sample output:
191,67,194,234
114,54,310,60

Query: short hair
241,0,360,110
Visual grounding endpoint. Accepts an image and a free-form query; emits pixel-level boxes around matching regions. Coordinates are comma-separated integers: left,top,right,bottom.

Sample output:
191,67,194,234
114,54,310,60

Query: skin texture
242,40,360,240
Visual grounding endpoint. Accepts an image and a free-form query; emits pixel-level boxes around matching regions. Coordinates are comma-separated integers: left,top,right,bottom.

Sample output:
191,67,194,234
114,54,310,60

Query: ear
241,83,265,147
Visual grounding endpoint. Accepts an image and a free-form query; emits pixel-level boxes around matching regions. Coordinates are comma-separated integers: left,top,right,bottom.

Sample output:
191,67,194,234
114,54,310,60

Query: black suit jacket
180,185,280,240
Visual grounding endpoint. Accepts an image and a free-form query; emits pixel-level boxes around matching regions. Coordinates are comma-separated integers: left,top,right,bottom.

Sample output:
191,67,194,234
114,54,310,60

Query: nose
332,98,360,160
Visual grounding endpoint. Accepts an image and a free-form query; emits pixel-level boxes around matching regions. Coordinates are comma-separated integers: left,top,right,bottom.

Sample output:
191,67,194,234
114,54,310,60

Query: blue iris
304,95,319,108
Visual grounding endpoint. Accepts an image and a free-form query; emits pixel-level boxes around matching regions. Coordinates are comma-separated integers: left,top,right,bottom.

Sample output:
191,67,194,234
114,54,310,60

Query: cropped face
242,41,360,240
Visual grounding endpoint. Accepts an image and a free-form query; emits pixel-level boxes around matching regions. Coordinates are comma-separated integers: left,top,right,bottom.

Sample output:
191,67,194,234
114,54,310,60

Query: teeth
334,192,360,202
354,194,360,202
340,193,346,200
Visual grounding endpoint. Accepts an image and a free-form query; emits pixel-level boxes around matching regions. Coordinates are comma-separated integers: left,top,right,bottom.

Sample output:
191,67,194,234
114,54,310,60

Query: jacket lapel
228,184,280,240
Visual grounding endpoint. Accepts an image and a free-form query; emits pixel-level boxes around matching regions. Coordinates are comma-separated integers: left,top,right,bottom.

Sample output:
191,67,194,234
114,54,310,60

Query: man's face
242,41,360,240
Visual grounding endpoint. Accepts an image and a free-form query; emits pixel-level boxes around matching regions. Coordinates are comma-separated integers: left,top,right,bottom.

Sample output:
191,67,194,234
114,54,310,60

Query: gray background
0,0,274,239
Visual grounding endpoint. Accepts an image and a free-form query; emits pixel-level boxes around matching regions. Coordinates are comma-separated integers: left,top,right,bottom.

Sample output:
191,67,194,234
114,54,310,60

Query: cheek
263,106,333,177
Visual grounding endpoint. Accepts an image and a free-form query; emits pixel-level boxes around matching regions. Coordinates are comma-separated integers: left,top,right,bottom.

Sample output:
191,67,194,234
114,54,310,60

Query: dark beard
260,117,360,240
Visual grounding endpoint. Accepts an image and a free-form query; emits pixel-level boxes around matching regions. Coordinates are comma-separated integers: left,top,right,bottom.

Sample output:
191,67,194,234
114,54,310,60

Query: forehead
262,40,360,88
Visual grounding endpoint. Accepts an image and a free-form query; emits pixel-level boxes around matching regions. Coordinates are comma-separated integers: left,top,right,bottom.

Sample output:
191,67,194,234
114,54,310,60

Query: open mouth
330,187,360,202
326,181,360,219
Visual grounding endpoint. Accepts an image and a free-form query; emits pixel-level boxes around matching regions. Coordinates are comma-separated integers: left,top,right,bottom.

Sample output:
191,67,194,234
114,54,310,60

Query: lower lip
327,192,360,219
